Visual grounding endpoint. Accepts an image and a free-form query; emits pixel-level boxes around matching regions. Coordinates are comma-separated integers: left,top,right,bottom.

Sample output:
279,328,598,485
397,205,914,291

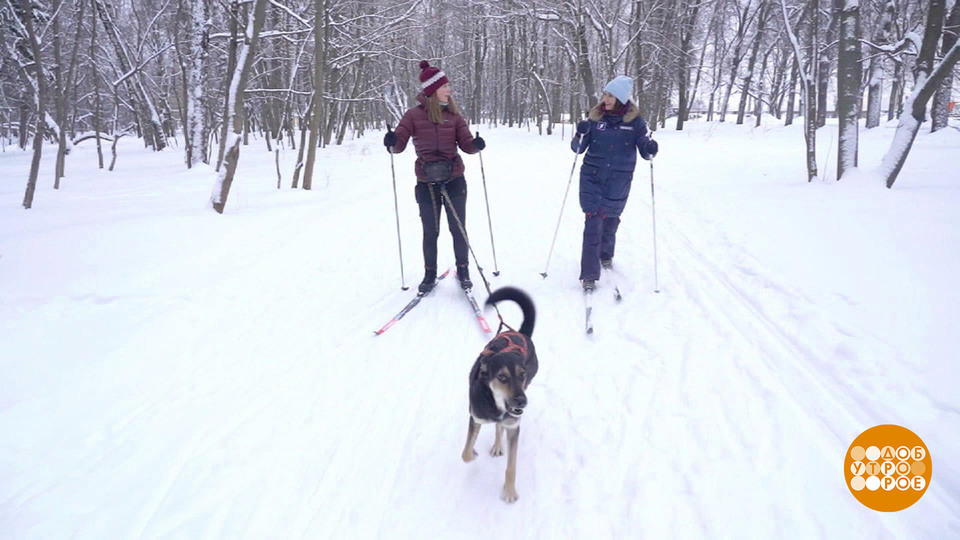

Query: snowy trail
2,121,958,537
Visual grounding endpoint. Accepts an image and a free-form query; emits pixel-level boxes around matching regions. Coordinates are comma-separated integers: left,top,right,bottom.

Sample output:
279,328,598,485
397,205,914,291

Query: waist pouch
420,159,454,184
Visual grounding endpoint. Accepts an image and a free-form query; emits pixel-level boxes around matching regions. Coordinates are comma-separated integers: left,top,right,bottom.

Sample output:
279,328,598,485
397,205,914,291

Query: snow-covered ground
1,117,958,538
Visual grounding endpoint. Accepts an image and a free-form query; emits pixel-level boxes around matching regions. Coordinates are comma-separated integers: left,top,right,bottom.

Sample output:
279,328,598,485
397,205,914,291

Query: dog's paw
462,448,478,462
490,441,503,457
500,485,519,503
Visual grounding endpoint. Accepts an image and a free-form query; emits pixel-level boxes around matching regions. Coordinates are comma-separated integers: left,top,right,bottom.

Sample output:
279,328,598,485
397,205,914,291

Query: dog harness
479,331,528,359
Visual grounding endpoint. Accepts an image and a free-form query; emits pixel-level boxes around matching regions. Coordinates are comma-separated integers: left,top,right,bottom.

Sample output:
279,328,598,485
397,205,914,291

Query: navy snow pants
579,213,621,281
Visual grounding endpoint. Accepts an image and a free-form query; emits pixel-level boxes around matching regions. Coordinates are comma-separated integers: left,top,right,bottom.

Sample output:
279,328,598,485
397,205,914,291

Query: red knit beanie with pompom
419,60,448,97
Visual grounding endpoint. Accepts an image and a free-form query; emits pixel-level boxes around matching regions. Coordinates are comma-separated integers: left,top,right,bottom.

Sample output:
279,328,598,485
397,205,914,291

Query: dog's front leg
462,416,481,462
501,425,520,503
490,424,504,456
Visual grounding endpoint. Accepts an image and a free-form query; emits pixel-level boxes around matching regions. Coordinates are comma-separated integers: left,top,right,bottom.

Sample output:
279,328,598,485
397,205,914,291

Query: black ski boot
601,259,613,270
582,279,597,291
418,267,437,294
456,264,472,290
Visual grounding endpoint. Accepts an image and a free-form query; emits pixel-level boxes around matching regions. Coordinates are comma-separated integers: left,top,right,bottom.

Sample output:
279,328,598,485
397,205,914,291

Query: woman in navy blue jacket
571,75,658,290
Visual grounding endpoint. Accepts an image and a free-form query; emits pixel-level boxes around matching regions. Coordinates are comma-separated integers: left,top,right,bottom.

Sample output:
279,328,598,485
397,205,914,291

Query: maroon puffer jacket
392,93,480,181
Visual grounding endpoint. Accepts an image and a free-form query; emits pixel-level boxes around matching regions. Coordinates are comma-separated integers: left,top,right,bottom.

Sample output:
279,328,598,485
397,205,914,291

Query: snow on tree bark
186,0,212,167
210,0,268,213
865,0,896,129
737,0,770,125
878,0,960,188
17,0,46,209
92,0,168,151
781,0,819,182
931,0,960,132
837,0,862,179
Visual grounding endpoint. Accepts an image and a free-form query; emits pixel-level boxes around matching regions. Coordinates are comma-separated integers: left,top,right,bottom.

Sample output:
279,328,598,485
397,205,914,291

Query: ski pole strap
438,185,506,327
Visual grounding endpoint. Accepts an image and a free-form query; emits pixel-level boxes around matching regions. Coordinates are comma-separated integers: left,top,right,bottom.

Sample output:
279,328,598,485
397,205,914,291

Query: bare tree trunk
302,0,328,190
53,0,67,189
186,0,212,166
18,104,28,150
737,0,770,125
676,0,702,130
837,0,862,179
881,1,958,188
336,56,366,145
932,0,960,132
20,0,46,209
574,17,597,110
505,22,515,127
687,0,721,123
720,4,750,122
816,2,841,127
216,0,239,170
292,95,311,188
785,54,799,126
632,0,646,116
781,0,818,182
531,68,553,135
90,4,105,168
865,0,896,128
754,45,772,127
888,59,903,120
472,12,485,124
92,0,167,151
210,0,268,213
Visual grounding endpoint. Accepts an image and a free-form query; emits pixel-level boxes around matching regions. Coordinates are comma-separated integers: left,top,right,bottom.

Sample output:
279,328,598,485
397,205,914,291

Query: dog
461,287,538,503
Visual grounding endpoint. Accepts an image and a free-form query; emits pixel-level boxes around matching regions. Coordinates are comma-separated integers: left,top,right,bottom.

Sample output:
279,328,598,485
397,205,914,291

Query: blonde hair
427,93,462,124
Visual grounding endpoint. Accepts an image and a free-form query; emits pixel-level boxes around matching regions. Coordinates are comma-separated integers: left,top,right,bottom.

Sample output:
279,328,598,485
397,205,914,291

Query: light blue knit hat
603,75,633,104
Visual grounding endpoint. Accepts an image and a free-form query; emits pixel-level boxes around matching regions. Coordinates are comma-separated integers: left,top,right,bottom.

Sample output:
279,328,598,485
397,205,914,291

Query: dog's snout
513,394,527,408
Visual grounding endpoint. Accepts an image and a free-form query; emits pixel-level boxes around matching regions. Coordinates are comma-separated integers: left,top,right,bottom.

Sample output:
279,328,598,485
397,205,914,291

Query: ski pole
476,131,499,276
650,158,660,294
540,132,583,278
387,123,408,290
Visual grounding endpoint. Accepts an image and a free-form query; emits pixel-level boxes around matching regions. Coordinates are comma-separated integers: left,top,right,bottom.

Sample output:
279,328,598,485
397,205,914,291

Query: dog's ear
470,357,488,382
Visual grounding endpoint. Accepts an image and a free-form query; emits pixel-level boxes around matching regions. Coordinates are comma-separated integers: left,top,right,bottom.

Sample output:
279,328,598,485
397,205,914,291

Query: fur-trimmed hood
588,102,639,123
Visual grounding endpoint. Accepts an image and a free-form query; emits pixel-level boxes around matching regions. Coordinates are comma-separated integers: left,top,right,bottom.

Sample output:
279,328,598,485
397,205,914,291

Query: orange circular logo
845,425,931,512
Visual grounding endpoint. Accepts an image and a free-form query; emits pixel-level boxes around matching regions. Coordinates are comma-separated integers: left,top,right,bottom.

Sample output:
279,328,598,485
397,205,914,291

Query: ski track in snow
1,119,958,538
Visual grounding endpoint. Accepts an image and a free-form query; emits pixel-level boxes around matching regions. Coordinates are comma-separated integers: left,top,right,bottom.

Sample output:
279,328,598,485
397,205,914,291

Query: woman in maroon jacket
384,61,486,293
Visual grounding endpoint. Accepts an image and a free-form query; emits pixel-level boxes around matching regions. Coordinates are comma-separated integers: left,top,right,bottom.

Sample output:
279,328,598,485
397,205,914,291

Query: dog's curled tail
486,287,536,338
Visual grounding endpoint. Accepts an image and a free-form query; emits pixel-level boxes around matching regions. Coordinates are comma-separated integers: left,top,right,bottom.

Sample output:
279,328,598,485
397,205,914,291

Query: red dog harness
480,331,528,359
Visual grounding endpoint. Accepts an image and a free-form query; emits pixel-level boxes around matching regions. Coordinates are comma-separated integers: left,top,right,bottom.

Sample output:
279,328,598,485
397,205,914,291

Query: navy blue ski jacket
571,102,653,217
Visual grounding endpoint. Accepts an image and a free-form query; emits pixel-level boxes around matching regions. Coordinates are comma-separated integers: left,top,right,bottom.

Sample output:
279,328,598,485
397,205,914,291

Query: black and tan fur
462,287,538,503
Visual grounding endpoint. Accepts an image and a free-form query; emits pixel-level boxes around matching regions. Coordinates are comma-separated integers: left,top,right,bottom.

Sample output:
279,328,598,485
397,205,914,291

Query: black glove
383,130,397,148
646,139,658,157
473,131,486,151
576,120,590,135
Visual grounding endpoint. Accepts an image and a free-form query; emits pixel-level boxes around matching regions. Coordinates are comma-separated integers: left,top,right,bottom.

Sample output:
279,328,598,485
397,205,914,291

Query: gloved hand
473,131,486,151
646,139,658,157
576,120,590,135
383,130,397,149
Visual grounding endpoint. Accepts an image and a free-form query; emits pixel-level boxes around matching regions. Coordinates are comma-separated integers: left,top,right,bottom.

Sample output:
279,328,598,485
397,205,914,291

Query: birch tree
781,0,818,182
210,0,267,213
878,0,960,188
865,0,895,128
185,0,211,167
836,0,862,179
736,0,770,125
